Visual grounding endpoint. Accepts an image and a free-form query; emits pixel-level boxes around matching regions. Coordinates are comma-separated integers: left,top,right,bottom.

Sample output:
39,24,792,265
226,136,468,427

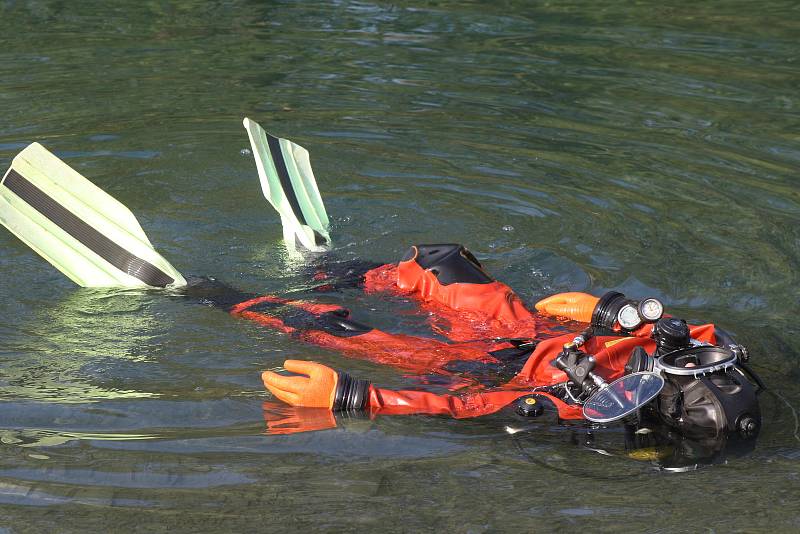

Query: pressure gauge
617,303,642,330
638,298,664,322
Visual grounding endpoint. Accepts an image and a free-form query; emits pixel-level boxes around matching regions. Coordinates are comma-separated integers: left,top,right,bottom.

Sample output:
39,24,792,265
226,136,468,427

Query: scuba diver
248,247,762,440
0,118,764,468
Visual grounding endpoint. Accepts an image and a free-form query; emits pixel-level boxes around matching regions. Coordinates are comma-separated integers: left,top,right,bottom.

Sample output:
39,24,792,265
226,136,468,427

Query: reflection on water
0,289,162,403
0,0,799,531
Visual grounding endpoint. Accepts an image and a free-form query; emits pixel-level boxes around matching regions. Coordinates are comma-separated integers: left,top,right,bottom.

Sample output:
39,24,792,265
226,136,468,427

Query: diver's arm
366,387,547,419
262,359,581,420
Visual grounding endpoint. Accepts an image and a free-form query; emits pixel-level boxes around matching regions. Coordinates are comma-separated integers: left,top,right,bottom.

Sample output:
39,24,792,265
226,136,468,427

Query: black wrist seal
591,291,627,329
333,372,371,411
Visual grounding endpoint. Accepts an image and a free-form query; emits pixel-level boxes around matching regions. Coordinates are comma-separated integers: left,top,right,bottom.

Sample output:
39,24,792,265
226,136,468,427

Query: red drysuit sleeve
367,387,528,418
366,386,583,420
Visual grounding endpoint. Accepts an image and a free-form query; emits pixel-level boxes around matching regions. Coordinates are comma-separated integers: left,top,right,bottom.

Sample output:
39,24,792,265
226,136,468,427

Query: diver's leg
182,276,260,311
298,256,383,292
230,294,506,379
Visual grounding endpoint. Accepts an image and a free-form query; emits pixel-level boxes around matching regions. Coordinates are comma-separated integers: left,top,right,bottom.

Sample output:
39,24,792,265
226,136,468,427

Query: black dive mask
654,345,761,439
625,344,762,440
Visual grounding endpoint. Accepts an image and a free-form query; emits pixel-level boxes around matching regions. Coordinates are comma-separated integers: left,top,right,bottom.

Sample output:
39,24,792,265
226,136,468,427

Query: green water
1,0,799,531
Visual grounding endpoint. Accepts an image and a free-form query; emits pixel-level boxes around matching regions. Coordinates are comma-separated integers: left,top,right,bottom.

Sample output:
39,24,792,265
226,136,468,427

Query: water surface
1,1,799,531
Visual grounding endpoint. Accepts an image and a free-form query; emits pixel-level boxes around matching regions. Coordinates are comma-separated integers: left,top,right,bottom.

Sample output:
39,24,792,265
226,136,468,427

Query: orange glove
535,292,600,323
262,360,338,408
262,360,372,411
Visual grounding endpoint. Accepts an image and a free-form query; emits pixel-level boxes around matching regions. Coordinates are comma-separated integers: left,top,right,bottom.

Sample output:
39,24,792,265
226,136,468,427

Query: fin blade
242,117,331,252
12,143,154,246
0,143,185,288
279,137,330,232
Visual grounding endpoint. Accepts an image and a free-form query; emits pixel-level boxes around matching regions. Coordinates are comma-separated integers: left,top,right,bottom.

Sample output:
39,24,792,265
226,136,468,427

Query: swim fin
0,143,186,288
242,117,331,252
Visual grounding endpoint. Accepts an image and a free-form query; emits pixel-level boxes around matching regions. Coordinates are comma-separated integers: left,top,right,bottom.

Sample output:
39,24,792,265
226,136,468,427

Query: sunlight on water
0,0,798,531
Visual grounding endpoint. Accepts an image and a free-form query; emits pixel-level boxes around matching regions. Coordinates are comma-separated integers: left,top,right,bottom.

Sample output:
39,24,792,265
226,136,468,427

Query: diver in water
0,119,764,467
240,245,762,442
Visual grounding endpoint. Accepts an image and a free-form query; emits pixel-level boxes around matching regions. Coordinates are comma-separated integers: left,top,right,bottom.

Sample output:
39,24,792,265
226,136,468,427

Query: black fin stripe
266,133,307,226
3,169,174,287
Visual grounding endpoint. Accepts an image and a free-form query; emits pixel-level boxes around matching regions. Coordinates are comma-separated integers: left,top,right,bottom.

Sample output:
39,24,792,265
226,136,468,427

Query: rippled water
1,1,799,531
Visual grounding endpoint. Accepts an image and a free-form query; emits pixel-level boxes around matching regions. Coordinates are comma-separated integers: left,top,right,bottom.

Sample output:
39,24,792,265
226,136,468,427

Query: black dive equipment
516,291,763,469
591,291,628,329
553,343,608,400
638,298,664,322
591,291,665,332
653,346,762,439
626,317,762,440
333,371,371,411
652,317,692,356
553,342,667,424
572,292,764,439
617,303,643,330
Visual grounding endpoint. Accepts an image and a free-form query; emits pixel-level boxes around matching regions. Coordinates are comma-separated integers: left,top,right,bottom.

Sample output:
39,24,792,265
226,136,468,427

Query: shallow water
1,0,799,531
